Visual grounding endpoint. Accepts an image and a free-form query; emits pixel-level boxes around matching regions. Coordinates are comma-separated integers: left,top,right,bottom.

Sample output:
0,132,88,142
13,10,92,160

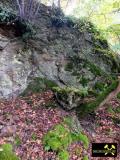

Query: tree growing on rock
15,0,40,22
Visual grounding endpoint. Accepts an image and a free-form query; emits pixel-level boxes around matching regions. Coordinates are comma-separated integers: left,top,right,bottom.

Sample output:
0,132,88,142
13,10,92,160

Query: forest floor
0,90,120,160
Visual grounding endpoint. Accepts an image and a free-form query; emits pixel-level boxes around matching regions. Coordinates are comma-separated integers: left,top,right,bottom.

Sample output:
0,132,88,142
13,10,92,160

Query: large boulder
0,4,120,111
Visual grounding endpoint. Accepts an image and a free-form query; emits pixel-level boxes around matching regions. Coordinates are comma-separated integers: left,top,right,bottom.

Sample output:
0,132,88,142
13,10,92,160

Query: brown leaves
0,90,120,159
0,90,68,159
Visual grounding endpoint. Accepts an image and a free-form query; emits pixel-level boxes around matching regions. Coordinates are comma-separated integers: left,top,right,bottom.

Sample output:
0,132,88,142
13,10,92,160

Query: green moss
82,155,89,160
43,122,89,159
107,106,115,114
67,118,89,149
94,82,107,90
0,143,19,160
53,86,88,97
93,47,120,73
117,92,120,99
115,106,120,113
20,77,58,96
63,116,73,128
86,61,102,76
79,76,89,87
43,124,72,152
77,80,119,117
65,62,74,71
15,135,22,146
94,82,109,94
58,150,69,160
71,132,89,149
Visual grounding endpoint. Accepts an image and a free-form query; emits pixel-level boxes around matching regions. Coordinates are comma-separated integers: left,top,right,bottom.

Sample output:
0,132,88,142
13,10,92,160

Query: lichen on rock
0,3,120,114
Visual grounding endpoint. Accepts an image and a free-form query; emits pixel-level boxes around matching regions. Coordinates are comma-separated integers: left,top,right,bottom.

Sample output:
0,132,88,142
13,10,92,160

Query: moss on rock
117,92,120,99
20,77,58,96
77,80,119,117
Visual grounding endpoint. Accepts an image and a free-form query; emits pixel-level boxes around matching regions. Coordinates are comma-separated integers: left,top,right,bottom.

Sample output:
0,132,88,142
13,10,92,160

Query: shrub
43,121,89,159
0,143,19,160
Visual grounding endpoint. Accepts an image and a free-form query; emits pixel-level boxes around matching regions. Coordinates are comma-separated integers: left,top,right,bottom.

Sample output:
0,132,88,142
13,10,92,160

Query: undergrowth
0,6,35,39
20,77,58,96
117,92,120,99
0,143,19,160
77,79,119,117
43,117,89,160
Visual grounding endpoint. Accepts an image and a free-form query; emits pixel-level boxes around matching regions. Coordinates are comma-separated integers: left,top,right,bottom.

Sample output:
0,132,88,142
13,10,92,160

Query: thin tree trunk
16,0,22,17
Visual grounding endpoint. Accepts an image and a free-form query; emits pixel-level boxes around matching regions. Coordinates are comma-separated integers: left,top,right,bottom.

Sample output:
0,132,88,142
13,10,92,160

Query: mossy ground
20,77,58,97
0,143,19,160
43,116,89,160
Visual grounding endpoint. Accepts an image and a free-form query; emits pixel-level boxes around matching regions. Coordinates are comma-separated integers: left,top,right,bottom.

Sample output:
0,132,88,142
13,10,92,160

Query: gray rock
0,3,119,106
0,35,9,50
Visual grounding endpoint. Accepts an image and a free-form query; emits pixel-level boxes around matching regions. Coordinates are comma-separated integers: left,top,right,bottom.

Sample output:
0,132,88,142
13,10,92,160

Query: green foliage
20,77,58,96
71,132,89,149
77,80,119,117
43,124,72,151
65,62,74,71
63,116,73,128
18,20,35,40
0,6,15,22
79,76,89,87
94,82,109,94
43,122,89,159
72,0,120,52
82,155,89,160
43,117,89,160
117,92,120,99
53,86,88,98
107,106,114,114
51,14,98,35
74,18,98,33
115,106,120,113
58,150,69,160
85,61,103,76
0,143,19,160
51,15,66,28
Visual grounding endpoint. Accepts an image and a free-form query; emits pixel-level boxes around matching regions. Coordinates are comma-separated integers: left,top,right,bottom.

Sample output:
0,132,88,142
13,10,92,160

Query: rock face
0,4,120,108
0,35,32,98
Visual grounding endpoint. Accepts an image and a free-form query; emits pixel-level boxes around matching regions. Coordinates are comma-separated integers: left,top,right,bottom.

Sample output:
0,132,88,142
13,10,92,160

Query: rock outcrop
0,4,120,110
